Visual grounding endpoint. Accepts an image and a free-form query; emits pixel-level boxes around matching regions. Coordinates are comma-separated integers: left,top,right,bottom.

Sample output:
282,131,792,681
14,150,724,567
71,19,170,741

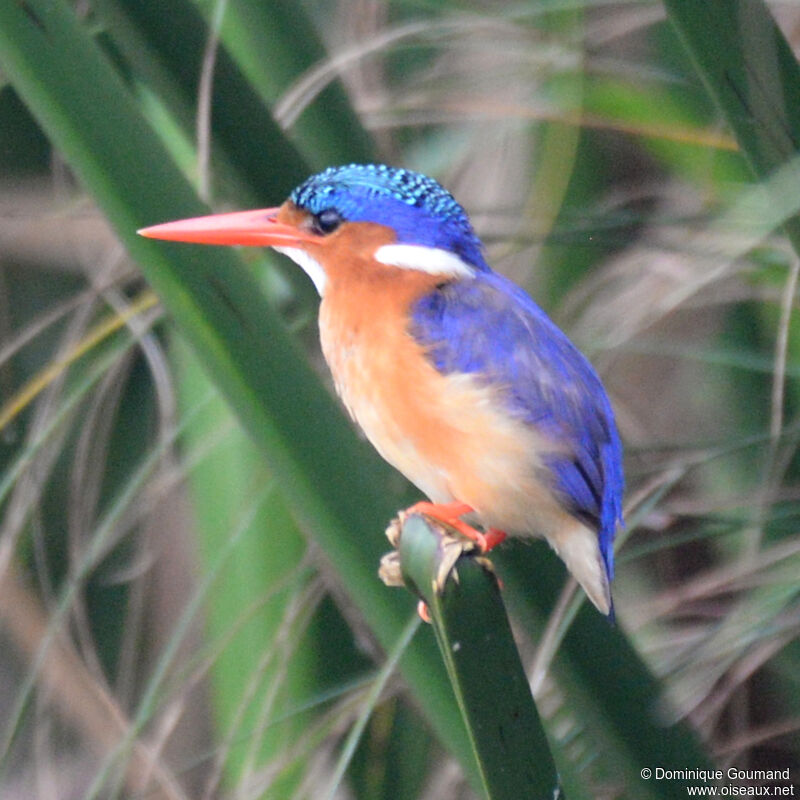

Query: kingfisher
139,163,624,615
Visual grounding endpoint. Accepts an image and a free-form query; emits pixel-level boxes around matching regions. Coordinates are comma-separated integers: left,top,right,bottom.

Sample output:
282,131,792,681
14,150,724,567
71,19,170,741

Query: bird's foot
381,502,506,624
416,600,432,624
401,501,507,553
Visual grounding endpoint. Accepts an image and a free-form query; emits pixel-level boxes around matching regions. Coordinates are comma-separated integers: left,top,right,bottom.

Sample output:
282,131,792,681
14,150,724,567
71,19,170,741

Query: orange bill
138,207,315,247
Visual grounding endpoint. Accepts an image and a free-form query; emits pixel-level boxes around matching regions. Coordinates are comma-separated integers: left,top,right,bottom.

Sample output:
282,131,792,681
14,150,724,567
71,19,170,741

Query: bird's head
139,164,489,295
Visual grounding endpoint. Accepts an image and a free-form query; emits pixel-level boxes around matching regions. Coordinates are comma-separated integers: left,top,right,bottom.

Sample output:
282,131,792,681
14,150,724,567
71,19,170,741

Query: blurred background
1,1,799,798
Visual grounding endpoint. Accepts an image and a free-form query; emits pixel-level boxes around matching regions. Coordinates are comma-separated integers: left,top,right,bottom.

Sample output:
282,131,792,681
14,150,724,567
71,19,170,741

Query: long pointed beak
138,207,316,247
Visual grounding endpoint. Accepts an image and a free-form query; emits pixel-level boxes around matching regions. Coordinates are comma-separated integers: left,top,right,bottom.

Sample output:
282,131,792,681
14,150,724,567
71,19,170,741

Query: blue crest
289,164,488,270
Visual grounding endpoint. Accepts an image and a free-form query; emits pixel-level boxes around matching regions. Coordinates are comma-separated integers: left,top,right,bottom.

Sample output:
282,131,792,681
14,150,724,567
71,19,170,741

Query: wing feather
410,271,623,576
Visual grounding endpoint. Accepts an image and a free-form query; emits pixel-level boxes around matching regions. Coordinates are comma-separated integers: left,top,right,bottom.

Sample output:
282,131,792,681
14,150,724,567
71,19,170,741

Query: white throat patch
374,244,474,279
274,246,327,296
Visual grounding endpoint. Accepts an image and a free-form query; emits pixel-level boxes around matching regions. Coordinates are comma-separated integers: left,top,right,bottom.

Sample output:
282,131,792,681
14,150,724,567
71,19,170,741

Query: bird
139,163,624,615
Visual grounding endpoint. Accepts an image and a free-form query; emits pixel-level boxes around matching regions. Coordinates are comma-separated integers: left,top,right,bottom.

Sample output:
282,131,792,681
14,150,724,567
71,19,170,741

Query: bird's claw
400,501,507,554
377,548,404,588
380,505,502,623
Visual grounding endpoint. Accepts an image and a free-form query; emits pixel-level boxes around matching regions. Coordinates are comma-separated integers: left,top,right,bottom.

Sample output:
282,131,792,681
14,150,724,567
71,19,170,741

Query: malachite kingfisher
139,164,624,615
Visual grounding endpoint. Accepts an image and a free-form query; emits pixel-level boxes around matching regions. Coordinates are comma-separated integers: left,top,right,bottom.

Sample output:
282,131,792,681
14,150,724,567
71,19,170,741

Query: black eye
312,208,343,235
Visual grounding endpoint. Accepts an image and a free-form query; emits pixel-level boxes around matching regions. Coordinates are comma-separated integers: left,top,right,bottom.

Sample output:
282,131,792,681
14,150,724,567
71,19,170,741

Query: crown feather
289,164,489,271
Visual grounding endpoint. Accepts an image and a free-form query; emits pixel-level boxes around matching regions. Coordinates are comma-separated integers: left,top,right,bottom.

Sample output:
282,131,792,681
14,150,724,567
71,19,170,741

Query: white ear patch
274,246,327,296
374,244,474,279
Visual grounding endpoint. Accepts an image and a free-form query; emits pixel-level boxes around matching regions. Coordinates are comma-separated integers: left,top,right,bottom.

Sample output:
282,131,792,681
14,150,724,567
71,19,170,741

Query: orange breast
317,256,574,538
284,214,611,614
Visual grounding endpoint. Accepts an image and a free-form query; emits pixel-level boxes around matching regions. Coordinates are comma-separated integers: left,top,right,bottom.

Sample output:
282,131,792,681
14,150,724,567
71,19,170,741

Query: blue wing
410,270,624,577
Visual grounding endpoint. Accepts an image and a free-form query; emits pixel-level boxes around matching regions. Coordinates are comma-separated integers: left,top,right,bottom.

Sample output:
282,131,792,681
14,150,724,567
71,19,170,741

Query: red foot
417,600,432,623
482,527,508,551
404,501,507,553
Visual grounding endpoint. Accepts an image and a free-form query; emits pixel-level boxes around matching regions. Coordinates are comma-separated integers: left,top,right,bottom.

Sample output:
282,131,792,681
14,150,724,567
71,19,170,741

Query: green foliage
0,1,799,798
394,514,561,800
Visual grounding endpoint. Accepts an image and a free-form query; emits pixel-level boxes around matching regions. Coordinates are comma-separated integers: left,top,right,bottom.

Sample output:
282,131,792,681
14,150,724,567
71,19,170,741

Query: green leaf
664,0,800,252
395,515,562,800
195,0,375,167
0,0,477,787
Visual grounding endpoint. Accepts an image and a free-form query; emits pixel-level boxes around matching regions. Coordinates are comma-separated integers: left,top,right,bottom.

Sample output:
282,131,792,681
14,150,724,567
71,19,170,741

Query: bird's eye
312,208,343,235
